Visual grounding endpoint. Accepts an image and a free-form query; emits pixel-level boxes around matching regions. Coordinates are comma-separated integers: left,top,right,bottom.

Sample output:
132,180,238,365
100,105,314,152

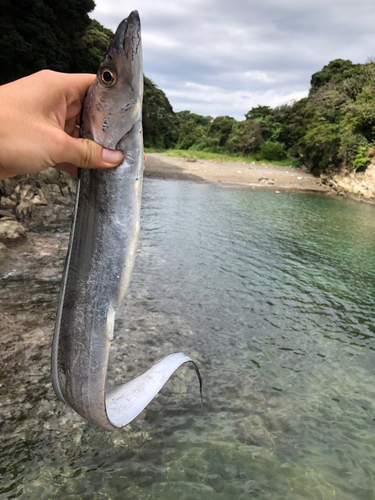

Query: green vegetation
0,1,177,151
162,149,300,167
143,77,179,149
0,0,98,81
1,2,374,172
171,58,375,172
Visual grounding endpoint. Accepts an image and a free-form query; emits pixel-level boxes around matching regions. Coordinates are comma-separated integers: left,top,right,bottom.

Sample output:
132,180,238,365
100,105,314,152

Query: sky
91,0,375,120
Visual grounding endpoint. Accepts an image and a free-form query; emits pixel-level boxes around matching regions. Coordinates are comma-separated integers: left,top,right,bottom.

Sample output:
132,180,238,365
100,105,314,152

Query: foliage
310,59,356,94
352,146,371,170
79,19,114,72
338,132,369,164
0,0,96,83
227,121,263,155
2,4,375,172
163,149,300,167
143,77,179,149
303,122,342,170
257,141,287,161
0,3,178,150
169,58,375,171
177,110,212,128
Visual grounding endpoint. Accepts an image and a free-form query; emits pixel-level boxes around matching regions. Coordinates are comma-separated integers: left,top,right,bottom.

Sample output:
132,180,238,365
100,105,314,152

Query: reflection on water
1,180,375,499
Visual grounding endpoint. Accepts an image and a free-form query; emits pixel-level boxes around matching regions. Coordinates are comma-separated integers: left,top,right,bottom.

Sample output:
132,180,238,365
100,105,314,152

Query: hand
0,70,125,180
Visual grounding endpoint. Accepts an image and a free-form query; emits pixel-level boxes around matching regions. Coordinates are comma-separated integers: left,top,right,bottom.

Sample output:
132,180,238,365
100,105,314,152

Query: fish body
51,11,202,430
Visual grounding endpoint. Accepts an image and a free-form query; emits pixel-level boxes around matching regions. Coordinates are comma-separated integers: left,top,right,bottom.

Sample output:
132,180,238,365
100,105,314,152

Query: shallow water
1,180,375,499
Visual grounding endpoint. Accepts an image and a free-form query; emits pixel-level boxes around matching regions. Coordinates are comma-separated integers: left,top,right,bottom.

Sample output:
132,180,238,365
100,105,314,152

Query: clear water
1,179,375,499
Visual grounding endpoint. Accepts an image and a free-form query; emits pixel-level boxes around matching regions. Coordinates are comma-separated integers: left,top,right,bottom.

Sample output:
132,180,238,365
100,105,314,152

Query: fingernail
102,148,124,165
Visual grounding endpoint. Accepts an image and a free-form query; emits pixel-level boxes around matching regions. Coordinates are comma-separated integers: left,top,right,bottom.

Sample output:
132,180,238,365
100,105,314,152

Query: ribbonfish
51,11,202,431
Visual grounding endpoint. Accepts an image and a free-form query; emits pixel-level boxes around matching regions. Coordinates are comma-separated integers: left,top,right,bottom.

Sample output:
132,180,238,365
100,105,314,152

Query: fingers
58,134,124,170
57,151,146,177
64,117,78,136
58,73,97,105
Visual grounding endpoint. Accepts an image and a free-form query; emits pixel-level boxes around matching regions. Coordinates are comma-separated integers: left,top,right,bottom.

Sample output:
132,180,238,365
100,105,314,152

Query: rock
0,168,78,230
0,196,17,209
16,201,34,221
0,241,8,254
207,474,225,493
321,162,375,202
0,209,16,219
44,183,62,198
30,192,48,206
37,168,61,185
61,185,72,198
0,177,19,198
0,218,26,245
15,183,34,201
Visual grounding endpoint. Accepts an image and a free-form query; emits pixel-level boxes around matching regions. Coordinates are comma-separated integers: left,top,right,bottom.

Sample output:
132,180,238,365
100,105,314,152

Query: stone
45,184,62,198
0,241,8,254
30,191,48,205
0,218,26,245
16,201,34,220
0,196,17,209
207,474,225,493
0,209,16,219
37,167,61,185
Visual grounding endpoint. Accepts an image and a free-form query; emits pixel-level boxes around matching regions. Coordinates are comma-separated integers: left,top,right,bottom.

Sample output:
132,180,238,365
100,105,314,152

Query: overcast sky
92,0,375,120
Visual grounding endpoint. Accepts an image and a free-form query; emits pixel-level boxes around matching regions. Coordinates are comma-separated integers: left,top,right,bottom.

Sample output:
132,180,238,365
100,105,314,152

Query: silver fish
51,11,202,431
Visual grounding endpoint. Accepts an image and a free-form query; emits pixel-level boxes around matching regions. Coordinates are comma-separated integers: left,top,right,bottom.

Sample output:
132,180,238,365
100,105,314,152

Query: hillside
0,1,178,150
175,59,375,176
1,2,374,200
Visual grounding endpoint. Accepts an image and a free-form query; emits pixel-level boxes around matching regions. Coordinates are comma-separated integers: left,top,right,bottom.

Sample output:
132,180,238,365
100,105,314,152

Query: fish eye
99,69,116,87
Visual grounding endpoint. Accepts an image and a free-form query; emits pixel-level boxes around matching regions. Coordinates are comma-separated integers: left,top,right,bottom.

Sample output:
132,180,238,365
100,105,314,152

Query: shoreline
145,153,375,204
144,153,331,194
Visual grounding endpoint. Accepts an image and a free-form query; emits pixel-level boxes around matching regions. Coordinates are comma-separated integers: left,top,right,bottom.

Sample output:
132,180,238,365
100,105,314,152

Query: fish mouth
112,10,140,51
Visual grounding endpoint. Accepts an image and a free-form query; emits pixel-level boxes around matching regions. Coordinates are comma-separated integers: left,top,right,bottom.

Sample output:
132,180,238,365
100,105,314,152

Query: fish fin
105,352,202,427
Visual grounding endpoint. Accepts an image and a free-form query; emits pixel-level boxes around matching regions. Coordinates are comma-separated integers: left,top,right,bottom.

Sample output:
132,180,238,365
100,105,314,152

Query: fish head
81,10,143,150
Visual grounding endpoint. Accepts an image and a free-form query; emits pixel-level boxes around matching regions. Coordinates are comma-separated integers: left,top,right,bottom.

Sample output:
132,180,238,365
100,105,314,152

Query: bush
352,146,371,170
227,121,263,155
303,123,341,171
257,141,287,161
338,132,368,165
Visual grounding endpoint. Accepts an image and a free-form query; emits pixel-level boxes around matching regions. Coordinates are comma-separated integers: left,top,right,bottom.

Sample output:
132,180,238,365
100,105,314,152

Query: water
1,179,375,499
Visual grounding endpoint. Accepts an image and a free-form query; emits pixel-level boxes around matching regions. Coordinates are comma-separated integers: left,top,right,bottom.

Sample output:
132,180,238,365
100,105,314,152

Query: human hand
0,70,125,180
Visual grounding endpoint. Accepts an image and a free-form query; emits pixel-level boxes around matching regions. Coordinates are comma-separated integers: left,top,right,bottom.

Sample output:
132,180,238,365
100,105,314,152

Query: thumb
62,136,124,169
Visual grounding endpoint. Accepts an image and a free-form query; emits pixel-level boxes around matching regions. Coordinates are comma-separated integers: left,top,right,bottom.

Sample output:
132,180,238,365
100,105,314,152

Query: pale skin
0,70,136,180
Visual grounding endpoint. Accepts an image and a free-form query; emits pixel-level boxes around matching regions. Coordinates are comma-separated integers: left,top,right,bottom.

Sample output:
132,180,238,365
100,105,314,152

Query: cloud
91,0,375,119
164,81,307,119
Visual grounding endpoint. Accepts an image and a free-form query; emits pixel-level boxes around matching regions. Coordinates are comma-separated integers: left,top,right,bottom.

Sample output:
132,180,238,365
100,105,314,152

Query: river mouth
1,179,375,499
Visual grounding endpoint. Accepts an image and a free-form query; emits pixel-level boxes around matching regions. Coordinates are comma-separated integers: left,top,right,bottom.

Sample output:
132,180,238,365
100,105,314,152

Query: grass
144,147,166,153
146,148,301,168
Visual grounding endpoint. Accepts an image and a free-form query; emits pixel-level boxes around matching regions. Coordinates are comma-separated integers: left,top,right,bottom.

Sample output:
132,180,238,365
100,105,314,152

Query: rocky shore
320,163,375,203
0,168,77,259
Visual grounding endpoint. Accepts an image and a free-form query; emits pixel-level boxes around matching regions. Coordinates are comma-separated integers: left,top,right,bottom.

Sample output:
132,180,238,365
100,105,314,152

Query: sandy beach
144,153,330,193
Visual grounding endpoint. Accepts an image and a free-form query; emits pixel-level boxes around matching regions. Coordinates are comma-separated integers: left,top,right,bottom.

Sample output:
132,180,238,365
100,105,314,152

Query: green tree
206,116,235,149
142,76,179,149
310,59,355,93
227,120,263,155
0,0,96,84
